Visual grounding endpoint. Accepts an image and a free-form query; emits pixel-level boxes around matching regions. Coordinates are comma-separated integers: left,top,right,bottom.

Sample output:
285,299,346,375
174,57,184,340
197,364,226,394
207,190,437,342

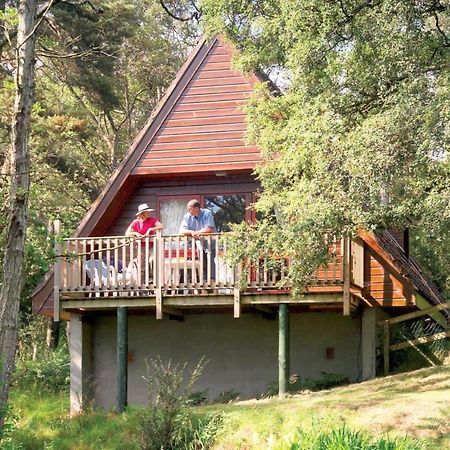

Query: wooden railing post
155,231,163,320
53,219,61,322
343,236,351,316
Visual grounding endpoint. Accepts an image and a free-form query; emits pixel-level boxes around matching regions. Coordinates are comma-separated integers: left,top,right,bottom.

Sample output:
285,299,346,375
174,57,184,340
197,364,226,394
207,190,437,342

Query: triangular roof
76,34,274,238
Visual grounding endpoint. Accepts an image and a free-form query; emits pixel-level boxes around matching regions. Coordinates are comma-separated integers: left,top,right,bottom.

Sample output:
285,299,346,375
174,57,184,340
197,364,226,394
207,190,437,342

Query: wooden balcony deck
54,233,358,319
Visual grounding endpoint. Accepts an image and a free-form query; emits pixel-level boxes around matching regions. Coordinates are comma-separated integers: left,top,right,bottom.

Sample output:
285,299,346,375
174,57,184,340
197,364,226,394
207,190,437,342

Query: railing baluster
157,231,164,294
130,238,135,290
118,238,125,288
263,257,268,287
215,235,220,287
114,238,119,288
144,237,149,289
137,238,142,288
168,236,174,289
161,234,166,289
98,239,103,290
89,239,94,290
206,235,211,288
68,240,74,290
151,235,156,290
81,240,87,289
65,241,71,290
183,236,188,290
175,236,180,289
106,239,111,291
197,238,203,288
220,238,225,288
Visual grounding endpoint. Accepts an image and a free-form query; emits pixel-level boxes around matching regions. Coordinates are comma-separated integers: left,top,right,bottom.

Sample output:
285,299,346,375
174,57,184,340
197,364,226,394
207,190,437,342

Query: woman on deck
125,203,164,238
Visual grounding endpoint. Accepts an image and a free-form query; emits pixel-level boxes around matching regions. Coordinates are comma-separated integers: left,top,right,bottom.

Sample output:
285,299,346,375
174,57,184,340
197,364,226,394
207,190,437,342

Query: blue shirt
179,208,216,233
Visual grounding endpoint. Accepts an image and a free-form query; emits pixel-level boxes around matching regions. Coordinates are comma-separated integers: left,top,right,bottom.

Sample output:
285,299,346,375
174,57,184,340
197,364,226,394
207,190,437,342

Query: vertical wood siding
132,40,262,175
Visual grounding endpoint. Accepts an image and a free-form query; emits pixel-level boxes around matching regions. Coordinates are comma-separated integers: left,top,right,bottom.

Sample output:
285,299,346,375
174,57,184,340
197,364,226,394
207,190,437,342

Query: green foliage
0,405,20,450
213,389,240,404
202,0,450,292
136,356,222,449
188,389,209,406
0,0,198,379
285,425,423,450
9,365,448,449
13,347,70,394
266,372,350,397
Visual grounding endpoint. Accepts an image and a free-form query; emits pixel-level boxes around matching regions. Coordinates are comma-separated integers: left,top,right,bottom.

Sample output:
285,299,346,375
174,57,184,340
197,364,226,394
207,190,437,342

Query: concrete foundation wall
89,311,362,409
69,315,93,414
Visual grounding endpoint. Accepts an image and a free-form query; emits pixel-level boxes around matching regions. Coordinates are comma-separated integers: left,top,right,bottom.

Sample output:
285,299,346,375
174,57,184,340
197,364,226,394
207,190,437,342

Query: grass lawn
5,365,450,449
201,365,450,449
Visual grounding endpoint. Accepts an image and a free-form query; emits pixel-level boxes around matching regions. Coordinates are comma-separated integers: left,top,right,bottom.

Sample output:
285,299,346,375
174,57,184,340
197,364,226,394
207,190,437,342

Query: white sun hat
136,203,154,216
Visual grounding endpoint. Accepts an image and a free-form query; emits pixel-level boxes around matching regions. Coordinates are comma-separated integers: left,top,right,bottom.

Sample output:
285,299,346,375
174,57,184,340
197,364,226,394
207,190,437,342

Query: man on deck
179,199,217,284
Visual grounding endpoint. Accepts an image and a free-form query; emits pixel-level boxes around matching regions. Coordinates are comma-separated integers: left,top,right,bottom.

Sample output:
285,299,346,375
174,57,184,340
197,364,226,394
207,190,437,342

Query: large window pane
159,199,188,235
205,195,246,232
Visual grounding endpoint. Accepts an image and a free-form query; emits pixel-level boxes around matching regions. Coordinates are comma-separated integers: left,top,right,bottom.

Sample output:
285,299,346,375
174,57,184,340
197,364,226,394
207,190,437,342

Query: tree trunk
0,0,5,64
0,0,37,429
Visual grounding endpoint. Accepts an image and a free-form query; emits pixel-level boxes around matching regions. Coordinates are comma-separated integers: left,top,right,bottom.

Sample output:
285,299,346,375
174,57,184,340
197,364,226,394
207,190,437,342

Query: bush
213,389,240,404
0,405,20,450
135,356,222,450
188,389,209,406
265,372,350,397
286,425,423,450
13,347,70,394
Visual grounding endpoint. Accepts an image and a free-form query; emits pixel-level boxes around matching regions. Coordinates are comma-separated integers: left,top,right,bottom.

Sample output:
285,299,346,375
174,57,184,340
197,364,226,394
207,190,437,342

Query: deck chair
85,259,115,287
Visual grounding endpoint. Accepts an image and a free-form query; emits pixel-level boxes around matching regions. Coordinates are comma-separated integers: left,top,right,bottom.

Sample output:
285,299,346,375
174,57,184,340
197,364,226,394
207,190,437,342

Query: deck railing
55,232,345,297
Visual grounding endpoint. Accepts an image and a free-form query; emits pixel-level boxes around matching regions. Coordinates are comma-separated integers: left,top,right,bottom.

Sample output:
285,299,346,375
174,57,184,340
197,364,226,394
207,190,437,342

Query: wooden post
155,230,163,319
156,288,163,320
278,304,290,398
233,287,240,318
116,307,128,414
383,320,390,375
53,219,61,322
343,236,351,316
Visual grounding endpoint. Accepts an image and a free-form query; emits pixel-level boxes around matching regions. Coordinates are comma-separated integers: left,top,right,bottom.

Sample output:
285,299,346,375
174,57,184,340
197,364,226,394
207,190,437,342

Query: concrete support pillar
69,314,93,415
116,307,128,414
278,304,290,398
361,307,377,380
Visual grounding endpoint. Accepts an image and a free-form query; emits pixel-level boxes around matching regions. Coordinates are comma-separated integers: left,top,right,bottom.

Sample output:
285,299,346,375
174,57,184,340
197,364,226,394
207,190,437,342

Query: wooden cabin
32,35,448,414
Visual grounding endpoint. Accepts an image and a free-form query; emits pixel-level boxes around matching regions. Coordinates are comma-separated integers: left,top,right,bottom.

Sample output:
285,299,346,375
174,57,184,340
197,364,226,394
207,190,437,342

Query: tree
0,0,37,427
0,1,198,412
201,1,450,293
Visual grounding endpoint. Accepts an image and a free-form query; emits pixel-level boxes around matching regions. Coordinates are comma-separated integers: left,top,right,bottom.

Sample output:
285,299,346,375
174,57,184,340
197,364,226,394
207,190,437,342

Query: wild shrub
0,405,20,450
135,356,222,450
213,389,240,404
287,425,424,450
265,372,349,397
188,389,209,406
13,347,70,394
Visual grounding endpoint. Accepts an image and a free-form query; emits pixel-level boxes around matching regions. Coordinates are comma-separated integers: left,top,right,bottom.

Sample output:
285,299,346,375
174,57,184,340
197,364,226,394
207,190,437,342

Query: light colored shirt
180,208,216,233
